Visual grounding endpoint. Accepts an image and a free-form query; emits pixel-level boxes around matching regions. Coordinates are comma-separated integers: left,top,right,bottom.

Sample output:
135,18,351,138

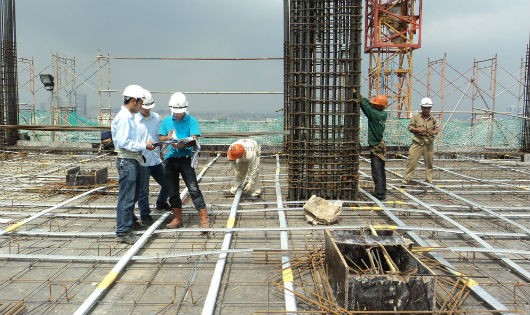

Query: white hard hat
168,92,188,114
122,84,145,100
420,97,433,107
142,89,155,109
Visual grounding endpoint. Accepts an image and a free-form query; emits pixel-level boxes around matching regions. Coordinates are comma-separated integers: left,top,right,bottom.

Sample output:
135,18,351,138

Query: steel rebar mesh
284,0,362,201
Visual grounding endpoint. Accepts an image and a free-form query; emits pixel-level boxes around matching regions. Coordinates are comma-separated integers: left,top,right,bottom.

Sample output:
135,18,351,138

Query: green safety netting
17,112,524,151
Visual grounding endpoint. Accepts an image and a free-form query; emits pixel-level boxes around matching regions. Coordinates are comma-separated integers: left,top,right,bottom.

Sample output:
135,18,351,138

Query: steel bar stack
0,0,18,147
284,0,362,200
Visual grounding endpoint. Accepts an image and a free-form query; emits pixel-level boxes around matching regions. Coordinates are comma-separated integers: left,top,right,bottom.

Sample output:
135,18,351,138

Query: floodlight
39,74,55,91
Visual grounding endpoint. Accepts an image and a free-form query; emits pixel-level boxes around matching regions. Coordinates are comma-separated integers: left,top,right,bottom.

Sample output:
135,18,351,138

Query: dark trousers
370,151,386,199
165,157,207,210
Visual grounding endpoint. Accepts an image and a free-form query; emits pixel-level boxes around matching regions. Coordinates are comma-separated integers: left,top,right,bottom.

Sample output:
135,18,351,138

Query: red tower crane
365,0,422,118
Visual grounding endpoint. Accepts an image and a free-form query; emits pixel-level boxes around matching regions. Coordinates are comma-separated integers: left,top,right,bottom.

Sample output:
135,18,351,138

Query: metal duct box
66,166,108,186
325,229,435,312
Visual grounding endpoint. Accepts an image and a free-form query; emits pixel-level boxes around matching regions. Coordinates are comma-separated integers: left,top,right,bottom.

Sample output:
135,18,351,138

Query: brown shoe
198,209,209,235
166,208,182,229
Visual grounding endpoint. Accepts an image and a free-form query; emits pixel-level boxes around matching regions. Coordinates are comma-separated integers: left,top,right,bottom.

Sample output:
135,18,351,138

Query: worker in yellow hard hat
358,89,389,201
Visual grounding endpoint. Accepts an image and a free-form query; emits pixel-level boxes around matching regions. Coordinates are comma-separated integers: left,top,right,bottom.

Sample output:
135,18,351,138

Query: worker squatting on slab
226,139,262,198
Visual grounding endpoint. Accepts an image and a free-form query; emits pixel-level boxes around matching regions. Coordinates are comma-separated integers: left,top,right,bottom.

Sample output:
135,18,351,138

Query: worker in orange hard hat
227,139,261,198
355,87,389,201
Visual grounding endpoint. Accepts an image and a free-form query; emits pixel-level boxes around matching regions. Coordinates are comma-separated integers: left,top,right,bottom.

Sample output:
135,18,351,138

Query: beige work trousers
403,141,434,183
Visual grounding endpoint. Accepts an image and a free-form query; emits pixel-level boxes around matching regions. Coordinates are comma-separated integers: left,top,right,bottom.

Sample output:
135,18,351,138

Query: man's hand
146,142,155,151
243,180,254,193
416,127,427,134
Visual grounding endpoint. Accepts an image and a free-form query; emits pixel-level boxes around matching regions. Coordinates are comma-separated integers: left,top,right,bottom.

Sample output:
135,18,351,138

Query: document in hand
154,137,196,147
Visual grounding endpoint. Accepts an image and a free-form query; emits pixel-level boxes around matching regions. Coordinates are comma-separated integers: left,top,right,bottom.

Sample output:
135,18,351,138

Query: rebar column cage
284,0,362,201
522,42,530,153
0,0,18,146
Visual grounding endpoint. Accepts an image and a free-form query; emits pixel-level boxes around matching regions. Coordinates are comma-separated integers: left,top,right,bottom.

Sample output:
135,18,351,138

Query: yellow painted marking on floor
389,200,404,205
226,217,235,228
96,271,119,289
4,222,23,232
437,185,445,188
519,186,529,191
454,272,479,287
396,188,405,193
282,267,294,282
372,225,397,230
354,206,381,211
412,247,444,252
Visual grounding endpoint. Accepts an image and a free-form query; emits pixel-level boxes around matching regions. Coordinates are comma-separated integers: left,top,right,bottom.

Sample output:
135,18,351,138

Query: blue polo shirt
159,113,201,159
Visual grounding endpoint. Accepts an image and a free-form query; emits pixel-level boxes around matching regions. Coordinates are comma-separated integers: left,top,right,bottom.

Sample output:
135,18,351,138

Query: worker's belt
169,155,190,159
369,140,386,161
412,136,432,146
115,149,144,163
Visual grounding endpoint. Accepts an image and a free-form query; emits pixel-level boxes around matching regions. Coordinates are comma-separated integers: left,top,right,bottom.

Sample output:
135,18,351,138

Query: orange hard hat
370,94,389,107
227,143,245,161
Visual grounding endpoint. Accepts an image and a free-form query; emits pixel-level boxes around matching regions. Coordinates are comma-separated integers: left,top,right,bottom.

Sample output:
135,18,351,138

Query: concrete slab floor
0,152,529,314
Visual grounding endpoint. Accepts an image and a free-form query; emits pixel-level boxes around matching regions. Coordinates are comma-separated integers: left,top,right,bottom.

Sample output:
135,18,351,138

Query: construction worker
135,89,170,226
159,92,209,234
360,93,389,201
111,84,155,244
402,97,440,184
227,139,261,198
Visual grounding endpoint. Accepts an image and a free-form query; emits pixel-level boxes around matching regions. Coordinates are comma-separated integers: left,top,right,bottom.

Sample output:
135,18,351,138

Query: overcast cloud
15,0,530,118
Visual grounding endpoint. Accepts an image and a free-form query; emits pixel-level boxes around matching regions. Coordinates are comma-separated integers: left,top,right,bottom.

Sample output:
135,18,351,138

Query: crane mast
365,0,422,118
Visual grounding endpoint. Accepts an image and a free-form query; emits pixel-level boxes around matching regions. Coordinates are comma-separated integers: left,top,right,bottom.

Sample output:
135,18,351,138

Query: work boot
156,203,171,211
115,232,138,245
198,209,209,235
141,215,154,226
166,208,182,229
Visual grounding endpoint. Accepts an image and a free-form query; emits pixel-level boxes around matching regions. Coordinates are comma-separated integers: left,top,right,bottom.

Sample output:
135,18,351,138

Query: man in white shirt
135,89,170,226
111,84,155,244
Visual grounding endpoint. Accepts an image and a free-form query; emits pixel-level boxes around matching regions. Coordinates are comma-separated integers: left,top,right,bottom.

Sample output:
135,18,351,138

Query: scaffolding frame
521,42,530,153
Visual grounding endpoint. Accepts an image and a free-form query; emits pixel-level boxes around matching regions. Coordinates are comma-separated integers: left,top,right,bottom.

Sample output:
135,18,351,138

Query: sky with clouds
14,0,530,118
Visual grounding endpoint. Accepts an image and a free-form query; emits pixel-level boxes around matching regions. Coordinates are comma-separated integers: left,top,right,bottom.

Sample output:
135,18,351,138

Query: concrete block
66,166,108,186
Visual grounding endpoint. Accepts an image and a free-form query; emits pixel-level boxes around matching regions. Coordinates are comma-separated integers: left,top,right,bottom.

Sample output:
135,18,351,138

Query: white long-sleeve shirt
135,111,163,166
231,138,261,182
111,106,146,153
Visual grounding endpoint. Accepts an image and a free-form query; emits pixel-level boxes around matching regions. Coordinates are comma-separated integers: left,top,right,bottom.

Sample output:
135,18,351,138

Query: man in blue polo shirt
159,92,209,234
